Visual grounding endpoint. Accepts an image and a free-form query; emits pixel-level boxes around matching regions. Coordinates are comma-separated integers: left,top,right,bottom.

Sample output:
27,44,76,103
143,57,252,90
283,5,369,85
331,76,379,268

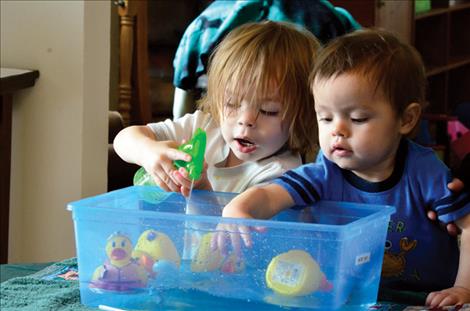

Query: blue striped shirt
273,139,470,291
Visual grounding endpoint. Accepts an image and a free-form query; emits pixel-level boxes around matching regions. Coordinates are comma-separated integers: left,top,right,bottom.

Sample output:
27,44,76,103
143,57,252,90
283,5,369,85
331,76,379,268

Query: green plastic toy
133,128,207,186
173,128,206,180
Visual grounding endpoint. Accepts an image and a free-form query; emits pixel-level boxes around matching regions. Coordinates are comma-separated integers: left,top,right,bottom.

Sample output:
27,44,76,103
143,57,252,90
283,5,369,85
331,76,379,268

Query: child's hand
425,286,470,308
427,178,465,236
210,222,266,257
172,162,211,197
142,140,191,192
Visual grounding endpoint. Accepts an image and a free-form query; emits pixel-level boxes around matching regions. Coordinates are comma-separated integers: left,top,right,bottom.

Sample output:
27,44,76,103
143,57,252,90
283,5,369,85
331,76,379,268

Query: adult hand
427,178,464,236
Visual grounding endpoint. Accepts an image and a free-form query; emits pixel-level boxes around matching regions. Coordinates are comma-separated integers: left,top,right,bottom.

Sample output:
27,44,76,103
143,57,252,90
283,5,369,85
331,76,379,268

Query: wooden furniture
0,68,39,264
115,0,212,123
116,0,151,126
412,1,470,165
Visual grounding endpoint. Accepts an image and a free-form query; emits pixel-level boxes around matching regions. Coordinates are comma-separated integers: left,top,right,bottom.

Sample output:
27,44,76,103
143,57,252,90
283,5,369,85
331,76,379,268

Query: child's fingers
437,296,458,308
178,167,190,179
238,225,252,249
210,232,219,251
426,289,461,308
180,185,190,197
152,167,180,192
252,226,267,233
217,230,228,256
229,229,242,256
426,291,444,307
167,148,191,162
173,169,191,187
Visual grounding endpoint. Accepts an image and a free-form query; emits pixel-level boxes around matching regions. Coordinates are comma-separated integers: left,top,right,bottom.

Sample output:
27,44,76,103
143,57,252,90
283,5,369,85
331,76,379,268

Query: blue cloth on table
0,258,91,311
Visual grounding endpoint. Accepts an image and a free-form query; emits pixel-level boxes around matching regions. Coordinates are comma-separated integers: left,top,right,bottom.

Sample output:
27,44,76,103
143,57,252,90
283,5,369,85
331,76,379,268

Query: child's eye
318,116,332,122
224,102,239,112
260,109,279,116
351,117,368,123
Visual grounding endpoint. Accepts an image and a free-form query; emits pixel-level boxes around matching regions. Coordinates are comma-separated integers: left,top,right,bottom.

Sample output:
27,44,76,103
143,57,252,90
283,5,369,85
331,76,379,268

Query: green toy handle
133,128,207,185
173,128,206,181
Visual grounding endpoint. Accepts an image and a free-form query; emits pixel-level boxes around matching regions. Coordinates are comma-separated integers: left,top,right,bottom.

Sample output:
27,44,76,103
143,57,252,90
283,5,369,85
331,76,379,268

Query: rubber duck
132,229,180,278
90,232,147,292
266,250,332,296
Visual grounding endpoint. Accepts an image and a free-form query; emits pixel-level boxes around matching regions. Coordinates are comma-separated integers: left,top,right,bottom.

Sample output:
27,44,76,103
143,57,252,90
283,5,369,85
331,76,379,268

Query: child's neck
351,163,395,183
224,150,243,168
350,139,404,183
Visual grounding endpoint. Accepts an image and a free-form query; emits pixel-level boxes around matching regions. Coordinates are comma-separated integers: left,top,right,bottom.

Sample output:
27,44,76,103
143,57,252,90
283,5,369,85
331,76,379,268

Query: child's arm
113,125,191,192
222,183,295,220
426,213,470,307
212,184,294,253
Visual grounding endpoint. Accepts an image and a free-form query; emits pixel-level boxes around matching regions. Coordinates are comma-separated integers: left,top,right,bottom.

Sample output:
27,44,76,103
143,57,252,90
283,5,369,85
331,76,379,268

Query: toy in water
191,232,224,272
133,128,207,186
90,232,148,292
266,250,332,297
132,229,180,278
190,232,245,273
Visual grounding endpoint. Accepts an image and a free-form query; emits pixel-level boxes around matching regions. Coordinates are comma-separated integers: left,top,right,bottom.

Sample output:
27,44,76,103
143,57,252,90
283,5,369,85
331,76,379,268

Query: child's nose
237,108,257,128
332,119,349,137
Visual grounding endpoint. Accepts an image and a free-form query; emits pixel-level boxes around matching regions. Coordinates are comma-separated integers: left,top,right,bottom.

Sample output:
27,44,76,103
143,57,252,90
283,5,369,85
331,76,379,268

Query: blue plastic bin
68,186,394,310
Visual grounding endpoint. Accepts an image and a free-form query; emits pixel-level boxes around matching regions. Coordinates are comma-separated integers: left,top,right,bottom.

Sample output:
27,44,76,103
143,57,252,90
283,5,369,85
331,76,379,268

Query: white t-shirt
147,110,302,193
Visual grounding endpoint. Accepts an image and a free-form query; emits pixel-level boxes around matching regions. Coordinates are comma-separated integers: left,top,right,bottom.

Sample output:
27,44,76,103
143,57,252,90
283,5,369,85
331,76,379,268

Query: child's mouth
235,138,256,153
332,146,352,157
235,138,255,147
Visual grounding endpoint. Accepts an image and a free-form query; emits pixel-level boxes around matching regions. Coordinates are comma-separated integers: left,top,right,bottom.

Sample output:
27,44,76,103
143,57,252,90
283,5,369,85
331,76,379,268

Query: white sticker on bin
355,252,370,265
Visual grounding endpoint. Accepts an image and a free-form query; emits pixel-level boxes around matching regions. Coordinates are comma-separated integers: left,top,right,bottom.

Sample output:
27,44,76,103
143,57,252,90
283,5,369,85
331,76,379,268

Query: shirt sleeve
146,110,212,143
272,160,328,207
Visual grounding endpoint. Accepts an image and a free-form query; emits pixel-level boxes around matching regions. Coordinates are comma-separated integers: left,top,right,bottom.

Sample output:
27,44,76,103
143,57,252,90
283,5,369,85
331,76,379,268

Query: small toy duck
266,250,332,297
132,229,180,278
90,232,147,292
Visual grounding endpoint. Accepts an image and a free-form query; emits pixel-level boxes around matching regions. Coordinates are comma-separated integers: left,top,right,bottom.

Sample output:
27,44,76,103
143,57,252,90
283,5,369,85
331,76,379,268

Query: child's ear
399,102,422,135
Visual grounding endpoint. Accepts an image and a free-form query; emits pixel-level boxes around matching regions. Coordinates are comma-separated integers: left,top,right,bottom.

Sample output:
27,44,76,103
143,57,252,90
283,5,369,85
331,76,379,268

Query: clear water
185,180,195,213
83,286,375,311
81,263,378,311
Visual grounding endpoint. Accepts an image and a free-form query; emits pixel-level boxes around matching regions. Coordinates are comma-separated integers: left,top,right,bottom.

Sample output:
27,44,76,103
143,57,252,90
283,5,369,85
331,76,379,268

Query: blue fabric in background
173,0,360,91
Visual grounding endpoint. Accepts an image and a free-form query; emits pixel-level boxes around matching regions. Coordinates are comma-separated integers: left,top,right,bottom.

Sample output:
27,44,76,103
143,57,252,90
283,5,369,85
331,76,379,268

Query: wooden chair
116,0,151,126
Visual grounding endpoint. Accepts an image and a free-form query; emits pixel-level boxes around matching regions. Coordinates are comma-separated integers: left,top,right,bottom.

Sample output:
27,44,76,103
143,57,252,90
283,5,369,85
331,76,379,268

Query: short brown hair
199,21,321,155
311,28,426,116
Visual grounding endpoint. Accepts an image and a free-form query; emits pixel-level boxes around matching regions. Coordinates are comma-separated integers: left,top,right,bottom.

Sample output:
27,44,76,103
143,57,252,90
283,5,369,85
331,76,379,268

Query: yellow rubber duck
132,229,180,277
90,232,147,292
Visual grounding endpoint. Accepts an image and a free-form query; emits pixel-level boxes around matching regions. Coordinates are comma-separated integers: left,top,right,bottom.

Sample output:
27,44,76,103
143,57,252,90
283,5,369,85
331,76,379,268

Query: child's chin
233,150,262,163
332,158,355,170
